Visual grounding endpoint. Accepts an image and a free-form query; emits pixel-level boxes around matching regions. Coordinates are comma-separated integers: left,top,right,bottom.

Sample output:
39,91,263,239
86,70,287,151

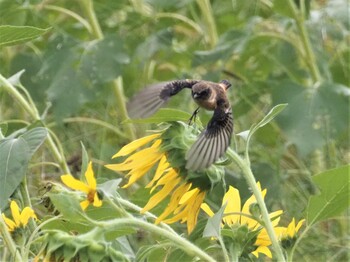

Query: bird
127,79,233,171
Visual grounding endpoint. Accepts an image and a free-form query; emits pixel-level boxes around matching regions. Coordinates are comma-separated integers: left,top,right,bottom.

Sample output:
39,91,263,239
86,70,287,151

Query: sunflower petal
2,214,16,232
201,203,215,217
20,207,37,226
223,186,241,225
85,162,96,189
93,193,102,207
112,133,161,158
252,246,272,258
10,201,21,227
80,200,90,210
61,174,90,193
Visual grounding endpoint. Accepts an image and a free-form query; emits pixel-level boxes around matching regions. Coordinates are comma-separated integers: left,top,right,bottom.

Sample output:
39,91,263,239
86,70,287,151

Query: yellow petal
150,168,178,193
151,139,162,148
141,176,181,213
85,162,96,189
201,203,215,217
179,187,199,205
241,188,267,229
252,246,272,258
61,174,90,193
80,200,90,210
2,214,16,232
146,155,169,188
222,186,241,225
93,193,102,207
255,229,272,246
122,163,154,188
187,191,206,234
10,201,21,227
155,183,190,223
112,133,161,158
287,218,296,237
20,207,37,226
106,148,162,171
295,219,305,233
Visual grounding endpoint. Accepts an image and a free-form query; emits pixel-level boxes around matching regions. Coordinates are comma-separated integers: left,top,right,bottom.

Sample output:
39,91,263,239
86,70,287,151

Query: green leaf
0,127,47,209
0,25,50,47
48,191,85,221
243,104,288,145
306,165,350,225
80,142,89,179
125,108,193,124
203,204,226,238
0,123,8,137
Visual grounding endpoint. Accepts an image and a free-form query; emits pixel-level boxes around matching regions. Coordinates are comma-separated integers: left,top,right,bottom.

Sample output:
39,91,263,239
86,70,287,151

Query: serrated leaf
306,165,350,225
125,108,193,124
203,204,226,238
0,127,48,209
0,25,50,47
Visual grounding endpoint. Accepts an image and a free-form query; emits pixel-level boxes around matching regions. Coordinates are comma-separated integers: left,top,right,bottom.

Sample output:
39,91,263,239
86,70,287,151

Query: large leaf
0,25,50,47
306,165,350,225
272,81,350,157
0,127,48,209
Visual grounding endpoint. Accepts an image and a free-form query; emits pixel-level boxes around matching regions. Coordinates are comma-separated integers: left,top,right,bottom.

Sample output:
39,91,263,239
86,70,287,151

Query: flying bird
127,79,233,171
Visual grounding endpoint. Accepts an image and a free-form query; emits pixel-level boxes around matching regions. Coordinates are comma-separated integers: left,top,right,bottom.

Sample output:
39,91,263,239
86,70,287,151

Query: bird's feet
188,107,200,125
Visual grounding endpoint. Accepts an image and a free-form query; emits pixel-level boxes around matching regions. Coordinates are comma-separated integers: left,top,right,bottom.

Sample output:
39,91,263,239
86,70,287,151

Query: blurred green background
0,0,349,261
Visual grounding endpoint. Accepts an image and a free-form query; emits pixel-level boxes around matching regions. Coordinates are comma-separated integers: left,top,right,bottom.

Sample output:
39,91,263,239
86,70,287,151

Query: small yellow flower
106,133,207,234
61,161,102,210
276,218,305,240
201,183,283,259
2,200,37,232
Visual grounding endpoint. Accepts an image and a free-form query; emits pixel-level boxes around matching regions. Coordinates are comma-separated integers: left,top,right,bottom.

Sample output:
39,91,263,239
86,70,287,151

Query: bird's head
192,83,212,101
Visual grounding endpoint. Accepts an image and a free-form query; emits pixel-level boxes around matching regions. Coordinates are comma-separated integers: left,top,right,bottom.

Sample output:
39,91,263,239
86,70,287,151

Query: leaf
306,165,350,225
0,25,50,47
203,204,226,238
80,142,89,179
48,191,85,221
125,108,193,124
272,81,349,156
0,127,48,209
0,123,8,137
79,34,130,83
246,104,288,145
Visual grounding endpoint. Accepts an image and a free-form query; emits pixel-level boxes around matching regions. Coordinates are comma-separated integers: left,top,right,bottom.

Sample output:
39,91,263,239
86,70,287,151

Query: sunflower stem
97,217,216,262
227,148,286,262
0,214,22,261
0,74,70,174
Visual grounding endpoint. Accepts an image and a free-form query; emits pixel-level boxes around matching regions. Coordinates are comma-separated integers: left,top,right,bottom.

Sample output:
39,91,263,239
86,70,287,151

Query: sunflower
201,183,283,258
61,161,102,210
2,200,37,232
106,122,226,234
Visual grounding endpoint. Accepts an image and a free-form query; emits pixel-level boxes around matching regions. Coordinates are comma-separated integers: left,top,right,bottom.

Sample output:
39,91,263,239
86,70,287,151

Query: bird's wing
185,106,233,171
127,80,199,118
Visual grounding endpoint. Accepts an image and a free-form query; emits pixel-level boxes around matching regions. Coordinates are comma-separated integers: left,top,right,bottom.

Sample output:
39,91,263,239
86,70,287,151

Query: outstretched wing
185,106,233,171
127,80,199,118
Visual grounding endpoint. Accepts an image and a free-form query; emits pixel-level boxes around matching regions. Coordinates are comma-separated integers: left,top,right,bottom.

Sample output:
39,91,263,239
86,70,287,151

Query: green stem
196,0,218,48
78,0,136,141
0,74,70,174
97,217,216,262
218,236,230,262
287,0,321,83
288,224,310,261
227,148,286,262
0,214,22,261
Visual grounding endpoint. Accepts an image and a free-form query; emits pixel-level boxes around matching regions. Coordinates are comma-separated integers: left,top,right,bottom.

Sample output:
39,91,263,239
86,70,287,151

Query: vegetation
0,0,349,261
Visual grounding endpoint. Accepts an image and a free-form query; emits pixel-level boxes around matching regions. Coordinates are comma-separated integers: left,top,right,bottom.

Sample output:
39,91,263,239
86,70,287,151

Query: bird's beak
193,93,199,99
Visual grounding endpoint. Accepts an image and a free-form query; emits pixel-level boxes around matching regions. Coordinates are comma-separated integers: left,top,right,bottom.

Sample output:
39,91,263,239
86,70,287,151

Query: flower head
275,218,305,249
106,123,226,234
61,161,102,210
201,183,283,259
2,200,37,232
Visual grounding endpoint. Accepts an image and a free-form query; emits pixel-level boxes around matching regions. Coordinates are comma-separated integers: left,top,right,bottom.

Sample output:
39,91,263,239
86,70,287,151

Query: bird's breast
194,97,217,111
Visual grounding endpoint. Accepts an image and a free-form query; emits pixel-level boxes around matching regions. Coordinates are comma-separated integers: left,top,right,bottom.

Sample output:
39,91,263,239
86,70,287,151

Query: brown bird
127,79,233,171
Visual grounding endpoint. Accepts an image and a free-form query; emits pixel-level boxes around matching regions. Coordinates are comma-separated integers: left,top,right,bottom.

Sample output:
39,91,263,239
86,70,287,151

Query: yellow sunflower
61,161,102,210
2,200,37,232
106,121,226,234
201,183,283,258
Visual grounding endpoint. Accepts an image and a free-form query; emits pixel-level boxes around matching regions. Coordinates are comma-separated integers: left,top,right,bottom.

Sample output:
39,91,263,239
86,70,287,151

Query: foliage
0,0,349,261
